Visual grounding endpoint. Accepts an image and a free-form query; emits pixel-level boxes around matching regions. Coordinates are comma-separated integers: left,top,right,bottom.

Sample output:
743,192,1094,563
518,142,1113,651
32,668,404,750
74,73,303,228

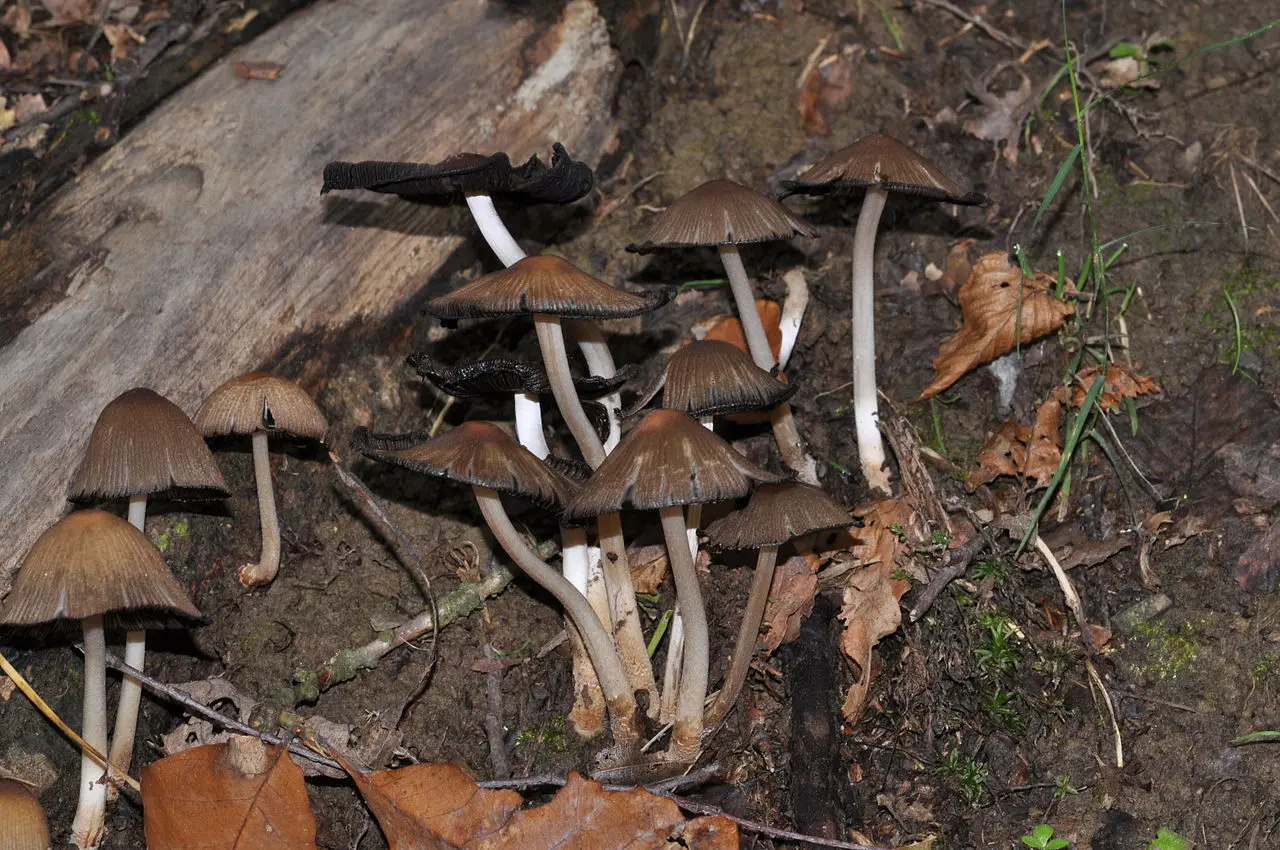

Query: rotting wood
0,0,622,590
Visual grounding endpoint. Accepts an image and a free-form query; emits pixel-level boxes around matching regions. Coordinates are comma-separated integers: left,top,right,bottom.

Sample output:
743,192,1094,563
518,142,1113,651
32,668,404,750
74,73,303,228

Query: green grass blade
1032,144,1082,232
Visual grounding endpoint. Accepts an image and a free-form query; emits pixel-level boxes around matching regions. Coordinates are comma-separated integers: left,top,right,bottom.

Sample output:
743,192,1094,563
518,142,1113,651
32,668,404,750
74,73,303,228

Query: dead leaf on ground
1236,518,1280,593
966,396,1063,491
1,4,32,38
838,499,914,721
233,61,283,81
798,52,854,136
0,39,10,73
918,252,1075,400
103,23,144,62
628,543,669,594
341,757,738,849
924,240,974,297
41,0,95,25
963,67,1034,165
1059,363,1159,412
142,740,318,850
760,552,820,654
1090,55,1160,90
700,299,783,361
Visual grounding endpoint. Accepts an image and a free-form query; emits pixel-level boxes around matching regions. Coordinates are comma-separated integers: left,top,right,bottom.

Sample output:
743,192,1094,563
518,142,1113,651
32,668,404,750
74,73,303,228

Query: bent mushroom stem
110,496,149,787
597,513,660,713
73,615,108,850
661,502,701,723
464,193,526,267
660,506,709,762
567,320,624,452
707,545,779,726
239,430,282,587
473,486,638,748
852,187,891,495
534,315,606,469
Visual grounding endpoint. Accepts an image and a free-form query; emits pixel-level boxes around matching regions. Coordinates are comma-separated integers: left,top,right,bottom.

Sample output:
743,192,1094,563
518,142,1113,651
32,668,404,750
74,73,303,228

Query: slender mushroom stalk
659,507,710,760
72,614,109,850
513,393,551,459
240,430,282,586
107,495,150,788
707,545,779,726
567,319,624,452
534,315,606,468
464,193,526,266
472,486,638,747
852,187,891,494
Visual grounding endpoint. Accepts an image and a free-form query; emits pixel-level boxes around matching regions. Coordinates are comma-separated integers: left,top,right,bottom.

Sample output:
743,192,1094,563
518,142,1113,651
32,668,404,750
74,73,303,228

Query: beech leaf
759,552,821,654
966,397,1064,491
1060,363,1159,412
919,252,1074,400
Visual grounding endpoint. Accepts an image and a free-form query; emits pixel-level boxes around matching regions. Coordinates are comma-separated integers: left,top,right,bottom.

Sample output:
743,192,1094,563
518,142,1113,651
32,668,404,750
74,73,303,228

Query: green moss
155,517,191,553
1128,616,1209,681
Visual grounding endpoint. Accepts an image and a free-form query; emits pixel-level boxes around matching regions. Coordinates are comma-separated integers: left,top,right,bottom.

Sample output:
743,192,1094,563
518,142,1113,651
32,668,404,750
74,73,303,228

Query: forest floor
2,0,1279,848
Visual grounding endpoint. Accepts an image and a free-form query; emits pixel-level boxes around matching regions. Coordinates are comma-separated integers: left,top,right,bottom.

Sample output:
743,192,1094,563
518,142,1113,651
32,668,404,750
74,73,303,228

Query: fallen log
0,0,621,588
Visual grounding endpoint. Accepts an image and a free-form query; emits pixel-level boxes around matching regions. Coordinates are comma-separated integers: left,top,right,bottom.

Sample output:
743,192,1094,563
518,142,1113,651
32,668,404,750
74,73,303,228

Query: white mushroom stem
852,187,891,495
718,246,820,486
534,315,606,469
473,486,638,748
108,495,149,794
513,393,550,459
708,545,779,726
72,615,108,850
568,319,623,452
464,194,526,267
660,506,709,762
778,267,810,370
239,430,282,587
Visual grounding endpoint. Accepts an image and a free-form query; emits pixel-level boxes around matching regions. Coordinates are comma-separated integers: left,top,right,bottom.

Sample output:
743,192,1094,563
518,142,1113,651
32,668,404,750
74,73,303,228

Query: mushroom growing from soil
0,778,50,850
351,422,641,750
782,135,989,494
193,372,328,588
703,482,850,724
68,387,226,786
627,178,819,484
565,409,785,762
0,510,200,850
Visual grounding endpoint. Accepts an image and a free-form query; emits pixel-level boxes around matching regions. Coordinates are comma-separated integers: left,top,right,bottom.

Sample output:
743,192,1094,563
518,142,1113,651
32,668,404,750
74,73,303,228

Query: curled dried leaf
966,397,1064,491
1061,363,1159,412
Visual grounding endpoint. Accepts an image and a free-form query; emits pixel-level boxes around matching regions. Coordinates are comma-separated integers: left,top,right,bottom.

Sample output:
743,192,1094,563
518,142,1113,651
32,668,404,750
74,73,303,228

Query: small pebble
1114,593,1173,634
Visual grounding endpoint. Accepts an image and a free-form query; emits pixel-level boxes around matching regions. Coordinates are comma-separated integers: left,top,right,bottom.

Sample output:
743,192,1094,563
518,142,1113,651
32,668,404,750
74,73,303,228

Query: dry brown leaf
102,22,143,62
41,0,95,25
1062,363,1159,412
1090,55,1160,90
343,759,739,849
924,239,975,297
0,38,10,73
628,543,669,594
918,252,1075,400
233,60,283,81
797,53,854,136
760,552,820,654
967,397,1064,491
703,299,783,361
964,70,1034,165
838,499,913,721
142,741,318,850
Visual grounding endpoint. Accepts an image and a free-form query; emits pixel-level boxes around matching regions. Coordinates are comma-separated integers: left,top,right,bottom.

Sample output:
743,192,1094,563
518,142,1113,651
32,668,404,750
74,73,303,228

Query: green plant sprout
1052,776,1078,799
975,611,1022,677
936,749,988,807
646,609,673,658
1148,827,1190,850
1021,824,1069,849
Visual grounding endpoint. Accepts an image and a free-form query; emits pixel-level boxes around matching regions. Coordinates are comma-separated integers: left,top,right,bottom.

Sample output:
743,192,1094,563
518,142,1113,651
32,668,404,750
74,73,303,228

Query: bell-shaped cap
632,339,796,418
0,778,50,850
0,510,201,625
565,409,786,519
69,388,228,501
782,135,990,206
194,372,328,441
627,179,816,253
351,423,578,515
321,143,595,205
705,482,850,550
425,255,670,321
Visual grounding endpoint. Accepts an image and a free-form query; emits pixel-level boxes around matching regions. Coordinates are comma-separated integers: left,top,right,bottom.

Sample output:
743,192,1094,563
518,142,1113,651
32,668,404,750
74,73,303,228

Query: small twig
1238,154,1280,189
95,650,344,773
909,533,989,621
668,795,894,850
1106,687,1196,713
912,0,1030,53
2,85,112,139
473,763,722,794
1230,162,1250,247
1085,658,1124,768
481,644,511,779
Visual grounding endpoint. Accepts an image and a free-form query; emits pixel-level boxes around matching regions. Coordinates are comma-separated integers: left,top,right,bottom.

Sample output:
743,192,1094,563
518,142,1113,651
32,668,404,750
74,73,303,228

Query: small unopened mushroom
565,409,785,761
0,778,50,850
194,372,327,588
0,510,200,850
782,135,989,494
704,482,850,724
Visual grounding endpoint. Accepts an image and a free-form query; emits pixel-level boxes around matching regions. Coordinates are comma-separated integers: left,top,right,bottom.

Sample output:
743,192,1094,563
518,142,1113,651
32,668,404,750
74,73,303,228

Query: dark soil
3,0,1280,848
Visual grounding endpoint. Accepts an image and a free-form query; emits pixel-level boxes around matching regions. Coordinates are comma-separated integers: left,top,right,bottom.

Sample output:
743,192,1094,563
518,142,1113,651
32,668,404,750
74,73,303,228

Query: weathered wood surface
0,0,621,588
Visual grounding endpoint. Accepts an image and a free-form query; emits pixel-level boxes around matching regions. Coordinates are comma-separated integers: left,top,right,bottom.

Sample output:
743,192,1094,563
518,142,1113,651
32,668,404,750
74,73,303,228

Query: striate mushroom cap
705,482,850,550
0,778,50,850
69,388,228,502
425,255,670,321
0,510,201,625
565,409,786,520
193,372,328,441
321,142,594,206
627,179,816,253
351,422,578,515
782,134,990,206
657,339,797,418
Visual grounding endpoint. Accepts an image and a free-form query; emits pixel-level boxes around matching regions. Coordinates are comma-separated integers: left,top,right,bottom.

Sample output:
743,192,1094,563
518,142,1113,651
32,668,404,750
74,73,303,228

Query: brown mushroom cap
564,409,786,519
193,372,328,441
424,255,669,321
0,779,50,850
705,482,850,550
626,179,816,252
0,510,201,625
661,339,797,417
351,422,578,515
782,135,990,206
69,388,228,501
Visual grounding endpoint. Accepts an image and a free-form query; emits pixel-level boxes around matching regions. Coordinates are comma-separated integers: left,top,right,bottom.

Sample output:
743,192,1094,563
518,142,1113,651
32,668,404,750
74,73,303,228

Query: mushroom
627,179,819,484
703,482,850,724
426,254,670,710
0,778,50,850
782,135,989,494
68,387,226,786
0,510,200,850
193,372,328,588
564,409,785,761
321,143,593,267
351,423,640,749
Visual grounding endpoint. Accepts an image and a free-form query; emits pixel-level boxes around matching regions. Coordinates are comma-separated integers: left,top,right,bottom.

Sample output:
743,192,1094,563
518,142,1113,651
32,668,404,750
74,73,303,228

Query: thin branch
668,795,895,850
